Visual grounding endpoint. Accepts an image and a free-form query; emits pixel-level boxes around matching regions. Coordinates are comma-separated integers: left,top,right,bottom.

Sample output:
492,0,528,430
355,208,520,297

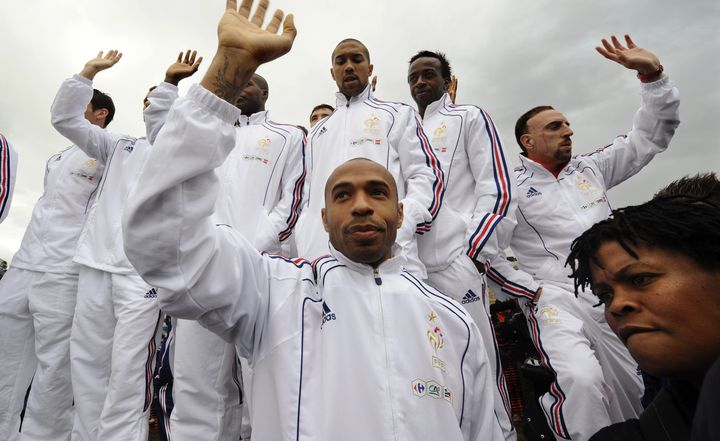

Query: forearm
199,48,259,104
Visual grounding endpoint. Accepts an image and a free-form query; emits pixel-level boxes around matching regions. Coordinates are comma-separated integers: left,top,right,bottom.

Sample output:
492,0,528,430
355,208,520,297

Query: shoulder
399,270,474,325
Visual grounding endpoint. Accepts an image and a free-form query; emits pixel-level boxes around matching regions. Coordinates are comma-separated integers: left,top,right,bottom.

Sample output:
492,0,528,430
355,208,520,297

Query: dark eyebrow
330,181,353,193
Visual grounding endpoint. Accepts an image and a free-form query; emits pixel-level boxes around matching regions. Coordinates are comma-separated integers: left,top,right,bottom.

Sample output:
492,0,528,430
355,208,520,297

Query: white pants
426,254,516,441
0,268,77,441
171,318,250,441
69,266,162,441
520,283,644,441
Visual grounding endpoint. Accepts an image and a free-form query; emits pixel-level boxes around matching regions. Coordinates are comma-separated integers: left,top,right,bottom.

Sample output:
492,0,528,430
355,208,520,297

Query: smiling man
122,1,501,439
486,35,680,440
294,38,444,279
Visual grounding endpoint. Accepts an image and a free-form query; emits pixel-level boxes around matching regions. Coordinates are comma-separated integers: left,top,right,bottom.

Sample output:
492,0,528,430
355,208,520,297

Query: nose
604,287,639,318
351,191,374,216
563,124,573,137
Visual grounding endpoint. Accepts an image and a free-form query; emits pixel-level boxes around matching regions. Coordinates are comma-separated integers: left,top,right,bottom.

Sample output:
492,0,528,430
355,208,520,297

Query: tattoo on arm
212,55,244,103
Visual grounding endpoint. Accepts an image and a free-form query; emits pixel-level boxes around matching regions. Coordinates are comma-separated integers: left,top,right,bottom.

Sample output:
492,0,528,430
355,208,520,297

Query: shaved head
332,38,370,62
253,73,269,94
324,158,397,205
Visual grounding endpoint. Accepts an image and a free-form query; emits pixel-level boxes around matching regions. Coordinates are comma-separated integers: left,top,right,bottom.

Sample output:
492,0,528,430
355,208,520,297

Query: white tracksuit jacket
0,133,17,224
214,110,305,252
11,146,102,273
122,85,502,441
487,76,680,299
50,74,168,274
417,93,516,271
296,85,444,276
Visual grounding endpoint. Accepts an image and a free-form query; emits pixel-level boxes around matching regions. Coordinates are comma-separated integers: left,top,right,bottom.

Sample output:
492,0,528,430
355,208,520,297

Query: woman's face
590,241,720,381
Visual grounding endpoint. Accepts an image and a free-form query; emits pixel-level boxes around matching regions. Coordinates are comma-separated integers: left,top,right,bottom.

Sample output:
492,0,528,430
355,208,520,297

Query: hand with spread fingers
165,50,204,86
201,0,297,102
80,50,123,80
596,35,664,82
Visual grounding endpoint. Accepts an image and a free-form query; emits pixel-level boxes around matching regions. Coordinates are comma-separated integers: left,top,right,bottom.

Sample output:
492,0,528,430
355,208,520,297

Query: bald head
252,73,269,94
324,158,397,205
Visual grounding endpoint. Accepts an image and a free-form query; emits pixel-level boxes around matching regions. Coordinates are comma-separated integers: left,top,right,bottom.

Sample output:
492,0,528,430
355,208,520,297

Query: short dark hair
408,50,452,83
515,105,554,154
310,104,334,119
654,172,720,206
567,197,720,303
91,89,115,128
333,38,370,63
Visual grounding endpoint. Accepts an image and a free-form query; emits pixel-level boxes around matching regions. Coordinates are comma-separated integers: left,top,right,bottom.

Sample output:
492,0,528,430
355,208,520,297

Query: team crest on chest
71,159,99,182
363,114,381,135
427,311,446,371
431,122,448,153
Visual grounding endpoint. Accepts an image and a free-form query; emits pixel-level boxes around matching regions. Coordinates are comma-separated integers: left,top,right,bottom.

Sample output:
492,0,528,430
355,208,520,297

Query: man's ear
368,64,374,76
520,133,534,152
330,67,336,82
95,108,109,127
396,201,404,229
321,208,329,233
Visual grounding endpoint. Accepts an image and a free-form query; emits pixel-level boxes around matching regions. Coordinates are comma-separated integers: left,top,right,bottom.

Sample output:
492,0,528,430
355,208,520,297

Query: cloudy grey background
1,0,718,262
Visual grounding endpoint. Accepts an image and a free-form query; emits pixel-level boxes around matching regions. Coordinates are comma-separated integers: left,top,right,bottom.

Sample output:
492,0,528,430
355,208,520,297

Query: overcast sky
0,0,718,262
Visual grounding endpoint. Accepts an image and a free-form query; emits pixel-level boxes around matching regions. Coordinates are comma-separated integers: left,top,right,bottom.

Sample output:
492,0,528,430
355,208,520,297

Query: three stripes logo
321,301,336,328
461,290,480,305
526,186,542,198
144,288,158,299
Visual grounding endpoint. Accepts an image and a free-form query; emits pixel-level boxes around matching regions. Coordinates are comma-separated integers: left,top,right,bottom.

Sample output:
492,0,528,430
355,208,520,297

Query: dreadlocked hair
566,196,720,304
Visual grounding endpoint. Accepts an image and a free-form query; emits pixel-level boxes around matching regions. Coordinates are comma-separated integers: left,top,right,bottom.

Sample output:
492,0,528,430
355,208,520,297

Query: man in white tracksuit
486,35,680,440
170,73,306,441
0,133,17,223
51,50,201,441
408,50,517,441
123,2,502,439
295,38,445,278
0,95,109,441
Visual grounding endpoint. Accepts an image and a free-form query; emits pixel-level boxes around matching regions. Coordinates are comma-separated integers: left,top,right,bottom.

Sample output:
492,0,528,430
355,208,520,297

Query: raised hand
80,50,122,81
596,35,663,81
201,0,297,103
165,50,204,86
448,75,458,104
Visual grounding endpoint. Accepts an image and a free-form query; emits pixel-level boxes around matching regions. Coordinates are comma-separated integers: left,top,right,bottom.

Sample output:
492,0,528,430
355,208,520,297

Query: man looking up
295,37,444,278
123,1,502,439
408,50,517,441
170,72,306,441
309,103,333,127
486,35,680,440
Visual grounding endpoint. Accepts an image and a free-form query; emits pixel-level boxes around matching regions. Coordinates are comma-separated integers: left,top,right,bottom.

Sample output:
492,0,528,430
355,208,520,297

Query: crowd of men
1,1,718,440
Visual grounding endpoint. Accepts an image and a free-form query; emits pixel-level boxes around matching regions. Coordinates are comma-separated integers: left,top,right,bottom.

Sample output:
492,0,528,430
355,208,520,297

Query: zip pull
373,268,382,286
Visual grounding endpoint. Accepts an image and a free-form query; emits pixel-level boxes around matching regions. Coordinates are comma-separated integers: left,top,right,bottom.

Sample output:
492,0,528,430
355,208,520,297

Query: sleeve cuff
188,85,242,125
72,73,93,86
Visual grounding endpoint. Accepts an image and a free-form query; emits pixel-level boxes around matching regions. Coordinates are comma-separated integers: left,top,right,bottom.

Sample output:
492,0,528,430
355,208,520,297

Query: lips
346,223,383,241
617,325,658,344
343,74,359,83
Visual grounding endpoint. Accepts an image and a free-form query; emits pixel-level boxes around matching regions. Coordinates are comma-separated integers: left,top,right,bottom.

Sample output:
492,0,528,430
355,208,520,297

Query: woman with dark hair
567,195,720,440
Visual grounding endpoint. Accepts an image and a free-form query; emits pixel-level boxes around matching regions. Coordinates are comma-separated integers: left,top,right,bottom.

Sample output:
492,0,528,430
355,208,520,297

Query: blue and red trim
279,133,307,242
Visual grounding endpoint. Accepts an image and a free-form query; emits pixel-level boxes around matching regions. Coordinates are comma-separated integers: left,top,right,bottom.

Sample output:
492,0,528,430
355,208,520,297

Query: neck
418,104,427,118
533,157,567,177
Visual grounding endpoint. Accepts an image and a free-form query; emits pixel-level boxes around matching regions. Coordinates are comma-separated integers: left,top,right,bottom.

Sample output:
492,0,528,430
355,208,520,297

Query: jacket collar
329,242,405,276
335,84,373,108
237,110,268,126
422,93,452,120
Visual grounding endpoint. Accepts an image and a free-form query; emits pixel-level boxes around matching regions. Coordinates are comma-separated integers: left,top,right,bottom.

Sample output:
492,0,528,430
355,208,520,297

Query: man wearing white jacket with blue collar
123,1,502,439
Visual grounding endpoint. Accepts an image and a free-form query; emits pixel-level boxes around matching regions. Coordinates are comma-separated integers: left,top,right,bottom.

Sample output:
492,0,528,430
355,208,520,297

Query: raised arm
586,35,680,188
50,50,123,163
144,50,204,144
122,0,297,355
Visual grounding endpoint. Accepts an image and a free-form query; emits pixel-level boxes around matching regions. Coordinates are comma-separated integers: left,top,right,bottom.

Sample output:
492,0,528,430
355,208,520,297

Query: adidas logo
526,187,541,198
321,301,336,328
319,127,327,136
123,142,135,153
144,288,158,299
461,290,480,304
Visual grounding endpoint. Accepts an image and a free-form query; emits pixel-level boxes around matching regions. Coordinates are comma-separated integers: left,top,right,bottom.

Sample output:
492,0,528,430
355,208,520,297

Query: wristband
637,64,663,82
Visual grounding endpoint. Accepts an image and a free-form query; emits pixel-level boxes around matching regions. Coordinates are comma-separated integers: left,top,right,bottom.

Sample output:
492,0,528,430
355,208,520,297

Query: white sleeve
0,133,17,223
394,107,445,244
255,128,306,252
464,108,517,265
123,84,280,358
50,74,120,164
486,252,540,303
581,76,680,189
144,82,179,145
